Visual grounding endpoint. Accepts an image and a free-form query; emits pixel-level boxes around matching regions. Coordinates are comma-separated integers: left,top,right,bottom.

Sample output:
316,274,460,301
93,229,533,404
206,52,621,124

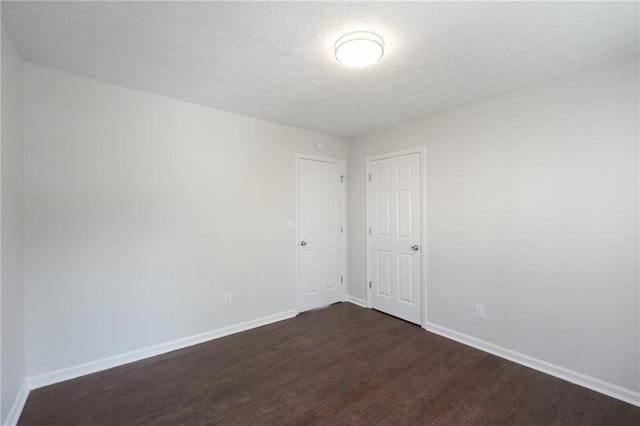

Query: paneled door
368,150,423,324
297,156,346,312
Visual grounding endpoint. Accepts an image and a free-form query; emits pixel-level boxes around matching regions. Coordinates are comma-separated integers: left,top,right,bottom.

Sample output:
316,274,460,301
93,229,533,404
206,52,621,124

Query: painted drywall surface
4,2,638,138
1,25,25,422
348,59,639,392
23,63,347,376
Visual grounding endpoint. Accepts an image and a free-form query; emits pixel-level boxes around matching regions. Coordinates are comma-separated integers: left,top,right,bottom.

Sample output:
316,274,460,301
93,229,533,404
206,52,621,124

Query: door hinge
368,173,372,182
369,281,372,289
341,276,344,284
340,225,344,233
368,227,372,235
340,175,345,183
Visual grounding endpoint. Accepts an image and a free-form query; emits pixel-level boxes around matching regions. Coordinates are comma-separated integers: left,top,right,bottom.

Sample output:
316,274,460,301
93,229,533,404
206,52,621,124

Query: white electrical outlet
475,304,486,319
224,294,232,306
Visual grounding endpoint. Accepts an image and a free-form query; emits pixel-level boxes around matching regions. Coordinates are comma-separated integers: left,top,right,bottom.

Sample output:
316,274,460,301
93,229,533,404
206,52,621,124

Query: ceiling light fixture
334,31,384,68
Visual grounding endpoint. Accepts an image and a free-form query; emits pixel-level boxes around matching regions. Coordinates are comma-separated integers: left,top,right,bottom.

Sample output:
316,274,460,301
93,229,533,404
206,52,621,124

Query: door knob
411,245,419,251
300,241,307,246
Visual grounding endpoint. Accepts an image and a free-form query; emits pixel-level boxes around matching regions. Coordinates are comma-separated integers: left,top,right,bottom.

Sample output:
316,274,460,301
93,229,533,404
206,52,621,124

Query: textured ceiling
3,1,638,137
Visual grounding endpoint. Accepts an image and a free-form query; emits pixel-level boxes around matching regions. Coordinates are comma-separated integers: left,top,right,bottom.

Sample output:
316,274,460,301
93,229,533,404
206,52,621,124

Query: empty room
1,1,639,425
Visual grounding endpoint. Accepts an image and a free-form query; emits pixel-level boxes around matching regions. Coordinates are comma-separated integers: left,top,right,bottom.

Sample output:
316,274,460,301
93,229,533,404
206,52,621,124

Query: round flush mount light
334,31,384,68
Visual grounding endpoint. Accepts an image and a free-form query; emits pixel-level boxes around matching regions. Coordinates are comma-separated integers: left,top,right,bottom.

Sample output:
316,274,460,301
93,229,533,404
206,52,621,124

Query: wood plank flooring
19,303,640,425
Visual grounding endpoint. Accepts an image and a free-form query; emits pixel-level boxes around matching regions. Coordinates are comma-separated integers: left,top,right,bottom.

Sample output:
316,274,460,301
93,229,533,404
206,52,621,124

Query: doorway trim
295,153,347,314
365,146,427,328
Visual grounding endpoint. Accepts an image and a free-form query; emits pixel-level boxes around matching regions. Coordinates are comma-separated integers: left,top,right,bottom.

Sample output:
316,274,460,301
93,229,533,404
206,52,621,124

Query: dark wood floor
20,303,640,425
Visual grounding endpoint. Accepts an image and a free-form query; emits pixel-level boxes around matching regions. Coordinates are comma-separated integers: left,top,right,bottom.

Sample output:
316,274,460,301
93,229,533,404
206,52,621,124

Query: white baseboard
15,309,639,423
3,380,29,426
346,295,367,308
425,321,640,407
27,309,297,390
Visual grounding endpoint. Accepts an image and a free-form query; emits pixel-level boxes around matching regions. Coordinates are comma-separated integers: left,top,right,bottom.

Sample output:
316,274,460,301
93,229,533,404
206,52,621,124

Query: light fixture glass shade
334,31,384,68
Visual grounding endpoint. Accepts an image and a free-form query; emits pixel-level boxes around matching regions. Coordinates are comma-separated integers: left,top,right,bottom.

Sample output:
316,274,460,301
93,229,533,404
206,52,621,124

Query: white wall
348,59,639,393
17,50,640,404
23,63,347,376
1,25,25,423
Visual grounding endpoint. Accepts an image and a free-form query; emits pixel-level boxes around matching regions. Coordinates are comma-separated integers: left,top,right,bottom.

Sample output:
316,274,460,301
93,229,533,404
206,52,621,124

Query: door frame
295,153,347,314
365,146,427,327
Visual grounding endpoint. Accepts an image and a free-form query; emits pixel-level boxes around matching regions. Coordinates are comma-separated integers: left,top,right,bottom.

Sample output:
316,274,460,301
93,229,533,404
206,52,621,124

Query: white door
298,157,346,312
368,151,423,324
